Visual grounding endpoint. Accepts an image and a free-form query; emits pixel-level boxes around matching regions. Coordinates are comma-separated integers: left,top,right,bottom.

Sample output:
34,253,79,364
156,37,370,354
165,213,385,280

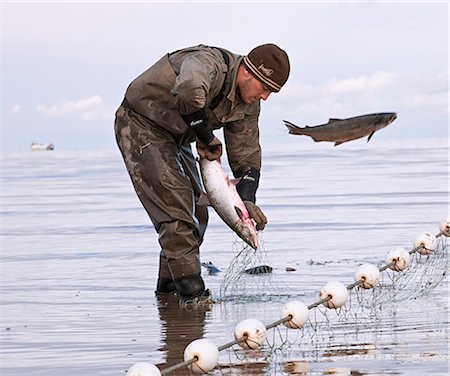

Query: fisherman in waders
115,44,290,301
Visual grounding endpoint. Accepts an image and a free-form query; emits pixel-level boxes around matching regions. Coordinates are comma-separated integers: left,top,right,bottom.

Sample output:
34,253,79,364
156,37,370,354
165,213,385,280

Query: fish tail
283,120,305,135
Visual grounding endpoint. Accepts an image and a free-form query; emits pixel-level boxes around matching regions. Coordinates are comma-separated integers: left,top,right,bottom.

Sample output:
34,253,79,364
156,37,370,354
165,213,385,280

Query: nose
261,91,271,101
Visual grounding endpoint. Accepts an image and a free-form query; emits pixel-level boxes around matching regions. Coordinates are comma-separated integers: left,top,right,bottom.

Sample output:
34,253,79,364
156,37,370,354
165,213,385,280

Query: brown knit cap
243,44,290,92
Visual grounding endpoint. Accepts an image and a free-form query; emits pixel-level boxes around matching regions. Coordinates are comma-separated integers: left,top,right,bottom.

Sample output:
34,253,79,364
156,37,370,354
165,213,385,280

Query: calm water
1,137,449,375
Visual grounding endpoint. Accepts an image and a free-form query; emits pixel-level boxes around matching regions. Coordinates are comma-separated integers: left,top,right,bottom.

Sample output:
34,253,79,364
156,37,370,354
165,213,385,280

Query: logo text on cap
258,64,274,77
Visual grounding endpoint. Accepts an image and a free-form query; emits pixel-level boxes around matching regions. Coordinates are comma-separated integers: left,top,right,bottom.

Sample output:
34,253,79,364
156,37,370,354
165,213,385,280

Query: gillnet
353,236,449,312
218,233,290,302
153,221,450,376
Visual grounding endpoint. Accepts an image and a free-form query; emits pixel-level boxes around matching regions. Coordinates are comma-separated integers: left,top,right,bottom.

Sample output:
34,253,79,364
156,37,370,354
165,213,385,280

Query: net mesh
159,232,449,375
353,236,449,312
218,233,291,303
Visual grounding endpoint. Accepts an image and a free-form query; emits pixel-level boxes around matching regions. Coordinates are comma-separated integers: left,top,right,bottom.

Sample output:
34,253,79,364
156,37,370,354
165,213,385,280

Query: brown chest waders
114,104,208,297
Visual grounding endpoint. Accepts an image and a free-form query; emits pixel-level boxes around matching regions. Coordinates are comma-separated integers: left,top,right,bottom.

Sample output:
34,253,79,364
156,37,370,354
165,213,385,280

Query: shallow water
1,138,449,375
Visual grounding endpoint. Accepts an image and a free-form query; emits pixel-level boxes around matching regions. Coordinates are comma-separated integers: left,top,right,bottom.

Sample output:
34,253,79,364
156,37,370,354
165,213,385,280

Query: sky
2,1,449,152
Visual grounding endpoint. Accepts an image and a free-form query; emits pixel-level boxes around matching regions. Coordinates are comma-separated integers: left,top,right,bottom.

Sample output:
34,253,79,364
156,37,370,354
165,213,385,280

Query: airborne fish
284,112,397,146
199,157,258,250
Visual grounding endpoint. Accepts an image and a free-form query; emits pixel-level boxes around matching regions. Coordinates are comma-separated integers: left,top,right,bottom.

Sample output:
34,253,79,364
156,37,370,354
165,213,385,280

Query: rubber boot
156,276,176,294
174,274,205,298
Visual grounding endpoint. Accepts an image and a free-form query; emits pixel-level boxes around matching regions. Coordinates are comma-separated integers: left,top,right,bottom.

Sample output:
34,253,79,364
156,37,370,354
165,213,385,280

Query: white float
439,217,450,237
234,318,266,349
385,247,410,271
281,300,309,329
354,263,380,289
127,362,161,376
319,281,348,309
414,232,438,255
183,339,219,374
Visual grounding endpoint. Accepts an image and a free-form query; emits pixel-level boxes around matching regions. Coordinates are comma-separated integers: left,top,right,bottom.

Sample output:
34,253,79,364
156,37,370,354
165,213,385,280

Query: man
115,43,290,300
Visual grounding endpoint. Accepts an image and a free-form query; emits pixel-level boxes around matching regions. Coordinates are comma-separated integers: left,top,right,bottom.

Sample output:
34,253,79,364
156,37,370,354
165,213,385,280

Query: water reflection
156,294,210,375
323,367,352,375
218,360,268,375
283,360,311,374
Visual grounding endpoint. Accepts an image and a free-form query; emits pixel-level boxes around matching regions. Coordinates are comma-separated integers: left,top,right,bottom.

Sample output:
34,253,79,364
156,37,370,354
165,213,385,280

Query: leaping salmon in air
284,112,397,146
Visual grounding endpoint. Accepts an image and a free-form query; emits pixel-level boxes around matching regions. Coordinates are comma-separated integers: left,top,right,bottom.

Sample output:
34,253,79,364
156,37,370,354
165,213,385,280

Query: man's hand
197,137,223,161
244,201,267,231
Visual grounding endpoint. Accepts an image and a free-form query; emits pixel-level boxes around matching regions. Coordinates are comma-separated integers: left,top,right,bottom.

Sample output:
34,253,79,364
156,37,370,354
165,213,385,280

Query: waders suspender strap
210,48,230,110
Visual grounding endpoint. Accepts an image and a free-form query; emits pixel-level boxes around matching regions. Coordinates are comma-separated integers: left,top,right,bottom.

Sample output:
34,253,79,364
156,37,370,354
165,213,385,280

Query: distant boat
31,142,55,151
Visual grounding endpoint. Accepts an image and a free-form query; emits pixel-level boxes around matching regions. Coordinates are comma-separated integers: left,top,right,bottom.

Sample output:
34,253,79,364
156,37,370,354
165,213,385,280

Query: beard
236,78,257,104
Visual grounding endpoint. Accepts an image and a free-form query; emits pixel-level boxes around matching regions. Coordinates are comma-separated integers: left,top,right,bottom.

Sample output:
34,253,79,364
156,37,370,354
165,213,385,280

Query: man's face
237,73,272,104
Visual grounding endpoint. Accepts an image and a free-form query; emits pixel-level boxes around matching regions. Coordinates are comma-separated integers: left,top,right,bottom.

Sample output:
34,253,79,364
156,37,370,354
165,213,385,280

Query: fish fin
197,192,211,206
235,206,245,220
367,131,375,143
334,141,344,146
283,120,304,135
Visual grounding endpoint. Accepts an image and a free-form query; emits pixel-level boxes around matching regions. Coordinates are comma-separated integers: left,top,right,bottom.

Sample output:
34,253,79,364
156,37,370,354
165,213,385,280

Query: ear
238,63,251,78
243,67,252,77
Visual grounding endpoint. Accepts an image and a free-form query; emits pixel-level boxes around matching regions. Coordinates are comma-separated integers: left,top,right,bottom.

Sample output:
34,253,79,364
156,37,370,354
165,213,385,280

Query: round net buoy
183,339,219,374
414,232,438,255
439,217,450,237
354,263,380,289
281,300,309,329
319,281,348,309
385,247,410,271
234,318,266,349
127,362,161,376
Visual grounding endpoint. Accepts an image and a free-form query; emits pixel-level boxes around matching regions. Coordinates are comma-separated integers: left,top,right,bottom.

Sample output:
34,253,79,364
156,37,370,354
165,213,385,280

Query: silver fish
199,157,258,249
284,112,397,146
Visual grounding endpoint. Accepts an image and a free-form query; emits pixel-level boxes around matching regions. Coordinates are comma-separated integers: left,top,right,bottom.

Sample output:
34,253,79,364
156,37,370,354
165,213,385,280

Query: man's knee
159,220,201,261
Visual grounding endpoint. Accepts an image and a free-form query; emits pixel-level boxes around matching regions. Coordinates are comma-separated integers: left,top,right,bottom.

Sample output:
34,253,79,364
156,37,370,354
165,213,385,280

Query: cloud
325,71,397,95
36,95,112,120
269,71,397,121
12,105,21,114
270,69,448,121
279,71,397,105
411,91,449,113
404,71,449,114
